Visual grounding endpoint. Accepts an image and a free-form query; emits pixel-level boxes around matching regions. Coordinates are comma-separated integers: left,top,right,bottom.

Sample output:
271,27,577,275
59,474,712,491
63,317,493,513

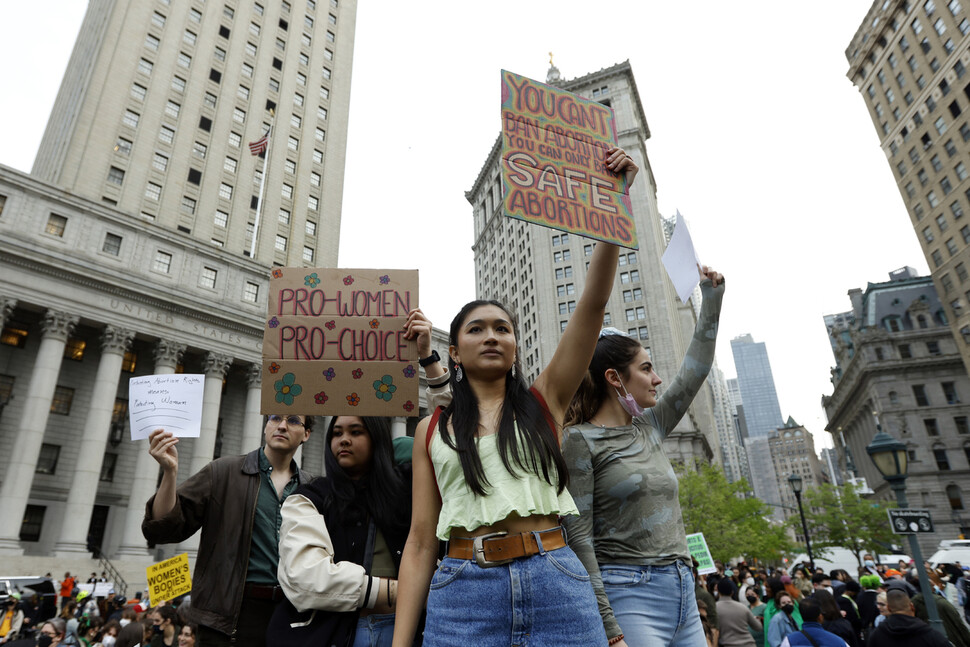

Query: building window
180,196,196,215
308,195,318,211
224,156,237,174
935,447,951,470
233,108,246,123
50,386,74,415
159,125,174,144
303,246,314,263
145,182,162,201
275,235,287,251
279,208,290,225
315,128,326,142
955,416,969,433
310,171,321,187
102,233,122,256
913,384,930,406
44,213,68,237
245,42,257,57
294,93,304,107
219,183,233,200
925,418,941,436
200,266,217,289
306,220,317,236
19,505,45,542
122,109,140,129
943,381,960,403
153,250,173,273
281,184,293,199
287,136,299,151
243,282,259,303
313,149,324,164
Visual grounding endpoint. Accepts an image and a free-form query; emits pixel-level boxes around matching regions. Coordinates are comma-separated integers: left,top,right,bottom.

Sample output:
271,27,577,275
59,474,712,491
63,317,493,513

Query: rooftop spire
546,51,561,84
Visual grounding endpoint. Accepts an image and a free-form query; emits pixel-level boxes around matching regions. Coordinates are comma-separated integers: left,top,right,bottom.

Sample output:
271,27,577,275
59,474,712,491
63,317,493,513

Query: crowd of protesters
688,556,970,647
0,571,197,647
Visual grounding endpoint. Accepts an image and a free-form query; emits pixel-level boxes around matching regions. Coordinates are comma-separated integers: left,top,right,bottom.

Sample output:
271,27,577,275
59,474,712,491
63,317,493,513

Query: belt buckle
472,531,515,568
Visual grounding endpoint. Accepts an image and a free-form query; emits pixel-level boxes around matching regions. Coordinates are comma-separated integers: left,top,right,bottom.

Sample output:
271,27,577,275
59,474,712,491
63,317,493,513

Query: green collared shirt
246,448,301,584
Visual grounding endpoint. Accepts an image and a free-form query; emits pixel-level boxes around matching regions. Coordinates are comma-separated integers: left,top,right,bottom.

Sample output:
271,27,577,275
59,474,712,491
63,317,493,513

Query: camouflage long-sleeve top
561,279,724,640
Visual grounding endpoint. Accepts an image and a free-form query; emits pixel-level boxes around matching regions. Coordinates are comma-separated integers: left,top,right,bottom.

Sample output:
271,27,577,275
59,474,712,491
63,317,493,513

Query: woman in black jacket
815,590,859,647
269,415,417,647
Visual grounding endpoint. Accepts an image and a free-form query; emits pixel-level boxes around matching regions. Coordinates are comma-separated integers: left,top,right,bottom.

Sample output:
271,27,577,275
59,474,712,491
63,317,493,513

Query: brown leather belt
447,527,567,568
243,583,285,602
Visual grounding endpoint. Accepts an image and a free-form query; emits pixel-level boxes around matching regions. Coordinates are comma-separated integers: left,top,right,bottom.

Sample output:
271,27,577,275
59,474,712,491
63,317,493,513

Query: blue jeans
601,561,706,647
352,613,395,647
424,545,607,646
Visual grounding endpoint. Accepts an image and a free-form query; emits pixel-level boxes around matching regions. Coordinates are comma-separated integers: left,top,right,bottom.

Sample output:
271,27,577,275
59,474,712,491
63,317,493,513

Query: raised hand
148,428,179,474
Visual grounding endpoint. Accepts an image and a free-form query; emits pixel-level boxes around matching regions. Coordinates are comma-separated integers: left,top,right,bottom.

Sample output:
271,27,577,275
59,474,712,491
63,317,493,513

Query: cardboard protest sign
146,553,191,606
263,268,419,416
501,70,637,249
686,532,717,575
128,374,205,440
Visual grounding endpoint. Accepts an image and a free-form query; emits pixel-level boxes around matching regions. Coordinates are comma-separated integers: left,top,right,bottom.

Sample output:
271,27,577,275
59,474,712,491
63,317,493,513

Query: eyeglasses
268,414,305,427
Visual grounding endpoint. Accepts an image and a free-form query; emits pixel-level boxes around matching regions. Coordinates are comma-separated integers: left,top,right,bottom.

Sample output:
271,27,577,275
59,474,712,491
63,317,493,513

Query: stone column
54,326,136,555
391,417,407,439
178,352,232,555
0,297,16,329
0,310,78,554
115,340,185,557
244,363,264,452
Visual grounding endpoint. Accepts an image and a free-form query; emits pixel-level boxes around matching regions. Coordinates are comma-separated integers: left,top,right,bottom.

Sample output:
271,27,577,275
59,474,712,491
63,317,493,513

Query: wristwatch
418,350,440,367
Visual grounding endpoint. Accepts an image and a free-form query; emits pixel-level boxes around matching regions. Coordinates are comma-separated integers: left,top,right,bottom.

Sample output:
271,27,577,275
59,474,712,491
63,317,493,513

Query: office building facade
822,269,970,553
768,418,827,543
846,0,970,376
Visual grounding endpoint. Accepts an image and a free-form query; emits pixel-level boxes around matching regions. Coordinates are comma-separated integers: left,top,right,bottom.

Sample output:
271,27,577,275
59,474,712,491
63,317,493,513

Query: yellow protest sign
146,553,192,606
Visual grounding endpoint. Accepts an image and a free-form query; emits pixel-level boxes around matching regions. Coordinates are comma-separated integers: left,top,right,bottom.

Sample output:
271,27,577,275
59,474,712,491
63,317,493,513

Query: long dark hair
441,299,567,496
318,416,407,529
565,333,643,426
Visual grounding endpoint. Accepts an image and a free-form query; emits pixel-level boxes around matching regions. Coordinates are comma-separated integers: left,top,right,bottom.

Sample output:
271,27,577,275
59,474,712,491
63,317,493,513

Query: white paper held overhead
661,211,703,304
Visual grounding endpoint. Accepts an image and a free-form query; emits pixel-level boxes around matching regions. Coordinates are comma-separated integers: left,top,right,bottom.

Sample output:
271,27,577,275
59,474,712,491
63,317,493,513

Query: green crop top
428,415,579,541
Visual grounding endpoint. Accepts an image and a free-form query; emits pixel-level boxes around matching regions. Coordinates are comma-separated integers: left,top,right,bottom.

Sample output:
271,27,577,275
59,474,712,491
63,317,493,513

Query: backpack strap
797,630,821,647
426,407,443,503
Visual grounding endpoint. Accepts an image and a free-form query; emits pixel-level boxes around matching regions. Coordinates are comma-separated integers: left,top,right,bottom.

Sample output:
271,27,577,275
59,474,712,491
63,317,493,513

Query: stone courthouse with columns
0,0,453,582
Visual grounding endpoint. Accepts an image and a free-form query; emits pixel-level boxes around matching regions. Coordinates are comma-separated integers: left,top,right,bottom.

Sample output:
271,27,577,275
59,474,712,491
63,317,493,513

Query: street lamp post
788,473,814,570
866,414,944,636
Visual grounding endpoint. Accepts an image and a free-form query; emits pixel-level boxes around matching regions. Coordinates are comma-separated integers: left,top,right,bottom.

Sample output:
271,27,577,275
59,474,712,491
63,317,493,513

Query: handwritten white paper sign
128,374,205,440
661,211,703,304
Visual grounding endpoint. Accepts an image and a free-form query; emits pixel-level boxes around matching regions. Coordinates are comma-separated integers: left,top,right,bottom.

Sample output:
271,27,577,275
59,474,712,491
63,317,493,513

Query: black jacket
867,614,950,647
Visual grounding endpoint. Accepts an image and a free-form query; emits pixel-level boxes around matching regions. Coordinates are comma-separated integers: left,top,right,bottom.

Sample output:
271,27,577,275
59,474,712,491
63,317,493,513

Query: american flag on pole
248,133,269,156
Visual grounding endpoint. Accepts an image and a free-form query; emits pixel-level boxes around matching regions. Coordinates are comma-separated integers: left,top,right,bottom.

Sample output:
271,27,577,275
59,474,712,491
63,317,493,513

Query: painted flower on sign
373,375,397,402
272,269,283,279
269,362,281,374
323,367,336,381
352,368,363,379
314,391,328,405
369,319,380,329
304,272,321,288
346,393,360,406
403,365,416,378
325,320,336,330
403,400,414,412
268,316,280,328
274,373,302,405
379,275,390,285
343,275,354,285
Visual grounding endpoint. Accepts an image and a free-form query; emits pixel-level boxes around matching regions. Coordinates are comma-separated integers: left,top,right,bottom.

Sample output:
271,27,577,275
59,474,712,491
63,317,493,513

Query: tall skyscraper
730,334,785,438
465,61,718,464
33,0,356,266
0,0,359,569
710,364,750,483
768,418,827,544
731,334,785,509
846,0,970,376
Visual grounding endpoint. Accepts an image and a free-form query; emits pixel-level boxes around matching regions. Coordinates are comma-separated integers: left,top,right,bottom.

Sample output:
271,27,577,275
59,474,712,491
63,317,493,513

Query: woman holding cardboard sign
392,147,638,647
560,265,725,647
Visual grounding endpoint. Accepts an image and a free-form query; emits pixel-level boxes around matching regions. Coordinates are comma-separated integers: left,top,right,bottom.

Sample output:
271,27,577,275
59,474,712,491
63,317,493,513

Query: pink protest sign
262,268,420,417
501,70,638,249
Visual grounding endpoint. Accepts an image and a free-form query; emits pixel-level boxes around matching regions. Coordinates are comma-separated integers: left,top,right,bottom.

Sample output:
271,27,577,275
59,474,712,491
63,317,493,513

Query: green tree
792,482,897,566
678,462,793,564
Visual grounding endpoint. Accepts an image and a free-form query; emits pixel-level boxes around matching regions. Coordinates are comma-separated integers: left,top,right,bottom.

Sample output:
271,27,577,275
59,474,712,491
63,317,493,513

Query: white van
928,539,970,567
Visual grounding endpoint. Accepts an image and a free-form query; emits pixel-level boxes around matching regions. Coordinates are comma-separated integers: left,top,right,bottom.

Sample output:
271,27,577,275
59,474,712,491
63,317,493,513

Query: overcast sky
0,1,930,451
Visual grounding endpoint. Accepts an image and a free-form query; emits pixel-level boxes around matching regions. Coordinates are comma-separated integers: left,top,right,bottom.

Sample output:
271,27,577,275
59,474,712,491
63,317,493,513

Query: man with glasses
142,413,313,647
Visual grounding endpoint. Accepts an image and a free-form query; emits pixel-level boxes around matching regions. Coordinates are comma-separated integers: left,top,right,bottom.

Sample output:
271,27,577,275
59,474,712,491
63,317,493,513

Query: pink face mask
613,376,645,418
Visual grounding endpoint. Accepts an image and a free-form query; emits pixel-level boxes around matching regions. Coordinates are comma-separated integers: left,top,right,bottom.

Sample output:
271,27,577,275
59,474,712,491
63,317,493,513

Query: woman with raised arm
391,147,638,647
561,262,725,647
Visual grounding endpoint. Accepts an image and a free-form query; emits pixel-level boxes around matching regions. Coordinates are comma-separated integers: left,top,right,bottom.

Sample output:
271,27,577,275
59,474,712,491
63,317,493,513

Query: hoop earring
511,365,517,380
455,364,463,383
